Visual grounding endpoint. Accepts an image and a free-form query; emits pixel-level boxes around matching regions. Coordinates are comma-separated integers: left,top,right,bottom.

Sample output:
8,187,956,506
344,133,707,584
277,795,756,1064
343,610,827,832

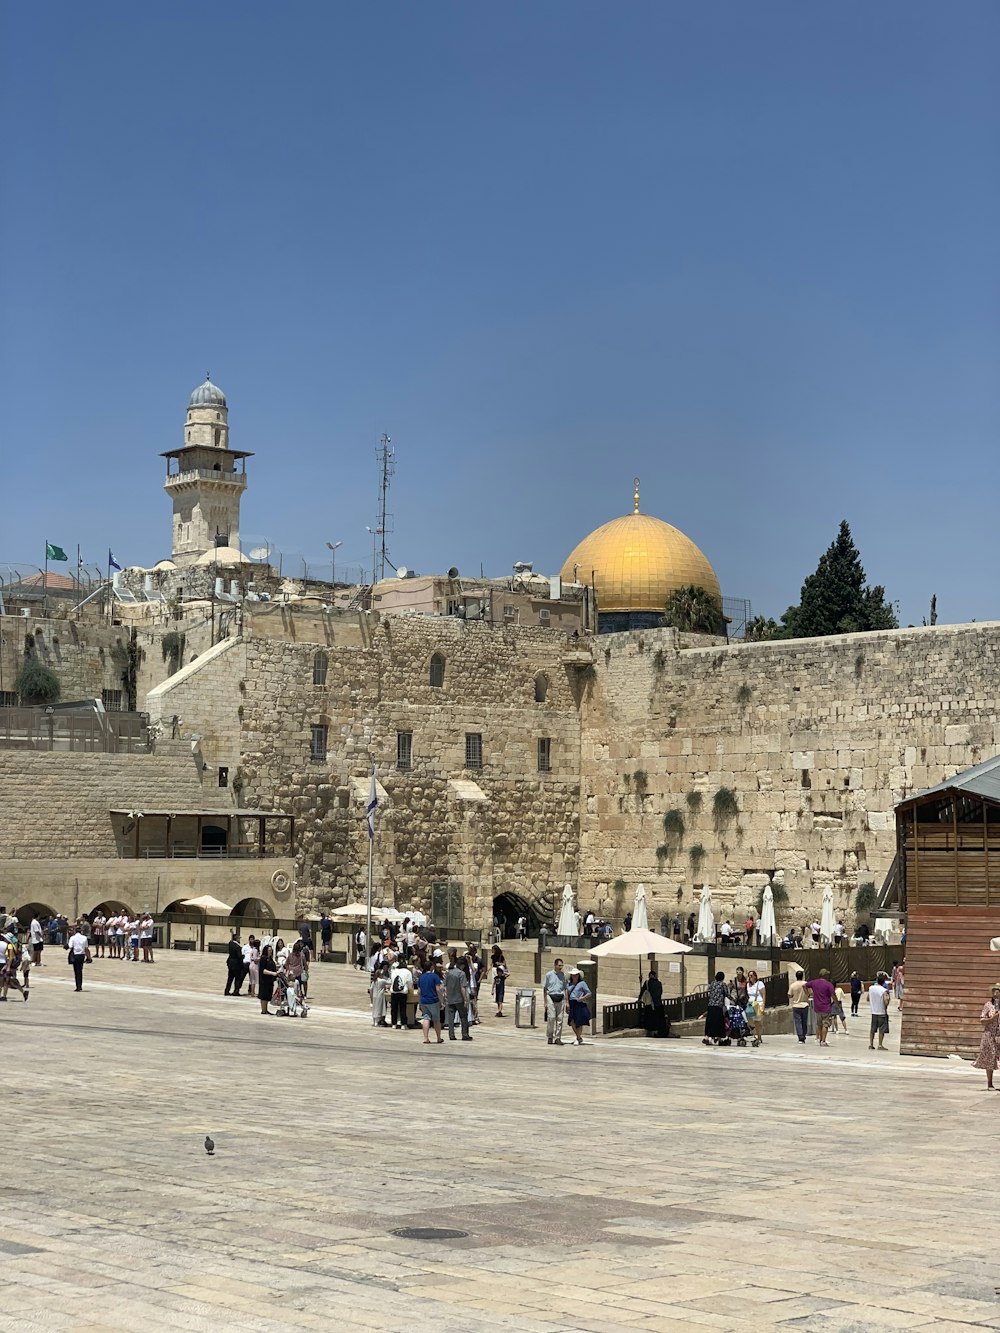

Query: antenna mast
374,433,394,584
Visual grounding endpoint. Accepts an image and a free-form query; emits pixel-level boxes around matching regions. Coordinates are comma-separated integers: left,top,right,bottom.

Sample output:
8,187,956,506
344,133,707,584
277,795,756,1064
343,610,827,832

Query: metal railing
0,706,150,753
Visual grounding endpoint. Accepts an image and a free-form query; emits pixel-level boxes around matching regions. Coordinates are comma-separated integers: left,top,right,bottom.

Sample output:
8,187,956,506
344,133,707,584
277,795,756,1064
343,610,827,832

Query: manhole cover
391,1227,468,1241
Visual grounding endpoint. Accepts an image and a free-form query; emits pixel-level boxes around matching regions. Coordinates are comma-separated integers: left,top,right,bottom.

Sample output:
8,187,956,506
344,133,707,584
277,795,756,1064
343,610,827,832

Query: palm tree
663,585,724,635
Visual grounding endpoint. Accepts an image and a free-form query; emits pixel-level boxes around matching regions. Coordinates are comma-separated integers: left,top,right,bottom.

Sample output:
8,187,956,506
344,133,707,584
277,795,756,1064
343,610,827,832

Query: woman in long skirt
703,972,728,1045
258,945,277,1015
973,984,1000,1089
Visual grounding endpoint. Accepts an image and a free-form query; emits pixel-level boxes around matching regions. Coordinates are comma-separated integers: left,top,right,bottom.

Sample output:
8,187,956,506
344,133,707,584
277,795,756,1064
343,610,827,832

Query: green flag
46,542,68,562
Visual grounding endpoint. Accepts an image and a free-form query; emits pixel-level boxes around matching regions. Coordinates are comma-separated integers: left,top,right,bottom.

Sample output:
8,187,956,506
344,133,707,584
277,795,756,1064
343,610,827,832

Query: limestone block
945,723,971,746
793,751,814,770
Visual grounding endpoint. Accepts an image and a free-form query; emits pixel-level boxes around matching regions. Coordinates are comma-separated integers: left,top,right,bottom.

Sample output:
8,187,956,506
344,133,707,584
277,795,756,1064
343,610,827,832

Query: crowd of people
223,932,313,1016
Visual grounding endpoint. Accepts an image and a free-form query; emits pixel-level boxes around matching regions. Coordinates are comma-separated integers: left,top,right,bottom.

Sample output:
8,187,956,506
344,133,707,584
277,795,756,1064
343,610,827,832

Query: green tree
14,659,61,705
663,584,724,635
744,615,780,642
779,521,897,639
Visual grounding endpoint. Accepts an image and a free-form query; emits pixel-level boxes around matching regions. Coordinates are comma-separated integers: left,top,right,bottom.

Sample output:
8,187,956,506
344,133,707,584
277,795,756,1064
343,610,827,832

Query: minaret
161,375,253,565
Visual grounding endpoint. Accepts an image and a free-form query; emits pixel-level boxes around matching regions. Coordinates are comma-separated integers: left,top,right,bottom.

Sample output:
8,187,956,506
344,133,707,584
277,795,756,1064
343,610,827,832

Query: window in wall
397,730,413,770
102,689,123,712
218,766,229,788
537,737,552,773
538,608,550,623
310,724,328,762
465,732,483,770
534,673,548,703
0,691,17,708
313,650,329,686
429,652,445,688
503,604,516,620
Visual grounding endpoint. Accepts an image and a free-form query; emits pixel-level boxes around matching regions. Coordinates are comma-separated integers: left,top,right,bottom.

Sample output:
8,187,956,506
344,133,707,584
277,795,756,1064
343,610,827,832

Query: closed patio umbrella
819,885,837,945
758,884,778,945
631,883,649,932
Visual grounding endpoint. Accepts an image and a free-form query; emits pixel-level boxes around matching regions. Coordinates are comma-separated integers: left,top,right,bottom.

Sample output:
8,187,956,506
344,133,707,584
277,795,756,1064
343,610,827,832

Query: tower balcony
164,467,248,490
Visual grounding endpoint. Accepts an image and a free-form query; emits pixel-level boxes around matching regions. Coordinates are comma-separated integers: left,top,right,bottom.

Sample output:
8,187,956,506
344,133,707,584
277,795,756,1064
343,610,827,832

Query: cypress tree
780,521,896,638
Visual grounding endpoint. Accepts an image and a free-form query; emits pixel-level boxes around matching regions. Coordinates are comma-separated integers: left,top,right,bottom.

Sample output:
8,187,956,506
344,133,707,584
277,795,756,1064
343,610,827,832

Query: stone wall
579,621,1000,934
0,749,208,859
189,616,585,929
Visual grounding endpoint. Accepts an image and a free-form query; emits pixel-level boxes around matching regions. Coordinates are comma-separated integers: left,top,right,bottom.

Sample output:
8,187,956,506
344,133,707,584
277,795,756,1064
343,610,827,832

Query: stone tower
161,376,253,566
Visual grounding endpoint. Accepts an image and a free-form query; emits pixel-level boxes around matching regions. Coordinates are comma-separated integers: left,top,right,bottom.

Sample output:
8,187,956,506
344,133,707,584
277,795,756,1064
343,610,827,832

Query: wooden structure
111,808,294,859
896,756,1000,1057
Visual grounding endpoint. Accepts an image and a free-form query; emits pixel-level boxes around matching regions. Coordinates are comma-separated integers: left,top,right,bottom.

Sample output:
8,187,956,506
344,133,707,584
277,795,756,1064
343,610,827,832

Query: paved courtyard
5,953,999,1333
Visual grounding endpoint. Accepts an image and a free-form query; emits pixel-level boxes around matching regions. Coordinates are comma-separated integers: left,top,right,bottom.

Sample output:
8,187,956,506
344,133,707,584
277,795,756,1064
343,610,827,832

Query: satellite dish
249,545,271,561
447,566,459,579
396,566,408,579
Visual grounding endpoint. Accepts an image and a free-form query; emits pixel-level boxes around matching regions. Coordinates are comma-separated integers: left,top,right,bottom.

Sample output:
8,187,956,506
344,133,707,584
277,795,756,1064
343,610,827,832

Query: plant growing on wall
736,682,752,706
755,879,789,916
632,770,648,795
686,790,703,813
655,844,669,868
713,786,739,831
652,648,667,670
689,843,705,871
662,808,685,848
612,878,627,895
231,769,245,796
162,630,185,674
14,659,60,705
111,630,143,711
855,880,876,915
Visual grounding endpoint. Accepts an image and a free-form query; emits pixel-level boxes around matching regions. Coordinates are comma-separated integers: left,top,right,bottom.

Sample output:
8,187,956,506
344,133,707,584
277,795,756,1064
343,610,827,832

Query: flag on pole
108,549,122,571
367,768,378,841
46,542,68,562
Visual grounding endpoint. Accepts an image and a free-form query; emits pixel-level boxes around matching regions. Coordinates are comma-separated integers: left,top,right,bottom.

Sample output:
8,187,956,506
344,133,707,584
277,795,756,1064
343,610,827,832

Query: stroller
722,999,759,1047
274,970,309,1018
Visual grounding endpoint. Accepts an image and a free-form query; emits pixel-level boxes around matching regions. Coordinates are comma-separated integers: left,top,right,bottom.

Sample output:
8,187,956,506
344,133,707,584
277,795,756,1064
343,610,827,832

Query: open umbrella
758,884,778,945
631,883,649,932
694,885,715,943
590,925,692,988
180,895,233,914
819,885,836,945
556,883,577,936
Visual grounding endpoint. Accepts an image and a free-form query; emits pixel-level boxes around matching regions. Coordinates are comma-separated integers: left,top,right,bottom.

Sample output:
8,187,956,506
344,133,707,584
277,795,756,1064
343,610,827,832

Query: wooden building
897,755,1000,1057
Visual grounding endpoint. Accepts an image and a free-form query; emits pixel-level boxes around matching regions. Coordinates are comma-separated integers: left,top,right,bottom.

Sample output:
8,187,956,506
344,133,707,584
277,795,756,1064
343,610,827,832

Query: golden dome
560,479,720,614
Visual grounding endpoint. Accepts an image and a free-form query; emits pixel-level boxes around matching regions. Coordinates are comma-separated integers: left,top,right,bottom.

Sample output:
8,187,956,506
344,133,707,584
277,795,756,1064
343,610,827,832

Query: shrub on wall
662,809,685,846
713,787,739,830
14,659,60,705
686,790,703,813
689,843,705,870
855,881,876,915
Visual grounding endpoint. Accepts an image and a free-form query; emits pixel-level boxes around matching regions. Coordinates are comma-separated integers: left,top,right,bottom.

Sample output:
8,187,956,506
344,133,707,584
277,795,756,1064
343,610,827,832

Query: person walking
320,913,332,957
567,967,592,1045
703,971,728,1046
805,970,836,1046
247,937,260,997
67,922,91,992
417,962,445,1044
850,971,862,1016
868,971,891,1050
731,967,749,1009
640,967,667,1037
973,984,1000,1089
789,968,810,1044
893,962,905,1009
543,957,569,1046
490,946,508,1017
746,970,766,1044
445,957,471,1041
224,933,244,995
257,944,277,1014
831,983,848,1034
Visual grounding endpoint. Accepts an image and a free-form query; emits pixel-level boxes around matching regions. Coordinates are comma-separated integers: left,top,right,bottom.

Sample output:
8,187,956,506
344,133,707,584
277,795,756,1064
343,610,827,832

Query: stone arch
230,898,275,923
492,890,542,937
13,901,58,926
429,652,445,688
84,898,134,920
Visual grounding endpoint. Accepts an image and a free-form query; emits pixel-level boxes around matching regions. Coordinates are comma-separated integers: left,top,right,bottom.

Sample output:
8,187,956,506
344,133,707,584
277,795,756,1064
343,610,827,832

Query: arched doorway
201,823,228,854
14,902,58,927
230,898,275,930
85,898,133,920
492,892,540,939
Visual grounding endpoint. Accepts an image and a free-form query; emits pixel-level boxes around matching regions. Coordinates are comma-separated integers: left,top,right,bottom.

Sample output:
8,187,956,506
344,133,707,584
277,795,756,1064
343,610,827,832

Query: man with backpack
389,956,413,1029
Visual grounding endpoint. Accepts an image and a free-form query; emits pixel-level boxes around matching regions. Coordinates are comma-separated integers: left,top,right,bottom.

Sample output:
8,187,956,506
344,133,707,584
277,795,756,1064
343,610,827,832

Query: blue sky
1,2,997,625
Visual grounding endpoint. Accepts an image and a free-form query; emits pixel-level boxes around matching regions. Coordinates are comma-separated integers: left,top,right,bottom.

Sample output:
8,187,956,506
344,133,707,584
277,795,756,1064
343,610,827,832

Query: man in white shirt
67,922,91,992
140,914,155,963
834,920,846,947
29,916,44,966
810,920,821,946
720,920,732,947
389,958,414,1029
868,972,891,1050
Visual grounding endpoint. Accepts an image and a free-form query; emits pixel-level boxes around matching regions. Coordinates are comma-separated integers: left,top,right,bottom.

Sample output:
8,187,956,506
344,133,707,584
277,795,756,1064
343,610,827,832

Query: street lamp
325,540,342,587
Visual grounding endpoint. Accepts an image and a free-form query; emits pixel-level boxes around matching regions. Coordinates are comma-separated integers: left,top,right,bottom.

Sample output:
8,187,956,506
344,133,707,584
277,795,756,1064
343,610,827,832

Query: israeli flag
108,549,122,571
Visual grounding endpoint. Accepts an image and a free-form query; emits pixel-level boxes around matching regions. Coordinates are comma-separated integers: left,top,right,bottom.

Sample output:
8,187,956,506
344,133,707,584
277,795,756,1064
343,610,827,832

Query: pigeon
204,1136,215,1156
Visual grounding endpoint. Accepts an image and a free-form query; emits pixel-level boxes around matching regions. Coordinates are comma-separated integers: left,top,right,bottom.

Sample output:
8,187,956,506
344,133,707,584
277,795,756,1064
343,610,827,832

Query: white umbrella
758,884,778,945
631,883,649,932
694,885,715,943
330,902,402,921
819,885,836,945
591,926,691,987
404,910,427,927
589,928,690,959
556,883,577,936
180,895,233,914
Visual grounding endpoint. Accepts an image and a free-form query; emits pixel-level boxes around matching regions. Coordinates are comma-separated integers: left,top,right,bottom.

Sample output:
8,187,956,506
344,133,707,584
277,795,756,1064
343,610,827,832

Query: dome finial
633,477,641,514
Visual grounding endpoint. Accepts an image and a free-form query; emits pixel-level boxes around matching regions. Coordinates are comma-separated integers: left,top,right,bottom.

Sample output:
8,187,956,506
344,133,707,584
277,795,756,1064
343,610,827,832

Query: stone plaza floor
5,952,999,1333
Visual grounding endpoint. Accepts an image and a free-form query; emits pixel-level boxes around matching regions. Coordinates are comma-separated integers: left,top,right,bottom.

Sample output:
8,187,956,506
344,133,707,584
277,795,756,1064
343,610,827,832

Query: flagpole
43,539,48,616
107,549,112,622
365,825,374,974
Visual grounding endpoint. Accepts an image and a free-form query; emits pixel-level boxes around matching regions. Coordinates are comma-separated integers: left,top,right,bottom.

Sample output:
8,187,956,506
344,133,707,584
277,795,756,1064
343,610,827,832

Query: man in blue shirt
542,957,568,1045
417,964,445,1044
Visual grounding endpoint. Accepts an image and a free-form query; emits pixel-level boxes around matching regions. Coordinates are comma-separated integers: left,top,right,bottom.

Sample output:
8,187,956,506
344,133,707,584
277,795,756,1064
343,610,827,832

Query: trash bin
515,987,537,1028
